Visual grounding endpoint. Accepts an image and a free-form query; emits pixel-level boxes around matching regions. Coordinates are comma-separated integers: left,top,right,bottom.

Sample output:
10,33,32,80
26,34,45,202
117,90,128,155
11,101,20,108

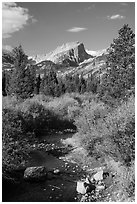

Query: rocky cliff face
46,42,92,66
32,42,93,65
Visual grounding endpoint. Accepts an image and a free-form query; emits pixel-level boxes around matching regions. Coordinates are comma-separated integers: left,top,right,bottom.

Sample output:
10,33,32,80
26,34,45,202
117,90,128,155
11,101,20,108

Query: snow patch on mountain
86,48,108,57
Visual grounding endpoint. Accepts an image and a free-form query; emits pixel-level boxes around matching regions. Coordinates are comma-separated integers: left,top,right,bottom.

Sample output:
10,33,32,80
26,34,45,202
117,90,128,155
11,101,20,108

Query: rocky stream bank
3,131,113,202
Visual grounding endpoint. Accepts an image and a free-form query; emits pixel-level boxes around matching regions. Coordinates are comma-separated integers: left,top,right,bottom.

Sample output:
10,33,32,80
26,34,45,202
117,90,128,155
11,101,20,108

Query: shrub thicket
74,95,135,199
75,95,135,165
2,108,28,172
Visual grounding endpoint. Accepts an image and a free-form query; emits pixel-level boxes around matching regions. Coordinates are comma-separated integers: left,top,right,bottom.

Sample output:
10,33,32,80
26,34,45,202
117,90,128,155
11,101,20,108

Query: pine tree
100,24,135,98
41,68,58,96
9,45,35,99
35,74,41,94
74,74,80,92
86,73,97,93
56,78,66,96
79,75,86,94
65,75,74,93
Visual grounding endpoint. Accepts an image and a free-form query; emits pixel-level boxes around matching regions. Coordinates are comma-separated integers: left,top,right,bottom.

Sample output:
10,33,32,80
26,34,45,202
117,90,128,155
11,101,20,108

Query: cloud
3,45,13,51
67,27,87,33
107,14,125,20
2,2,36,38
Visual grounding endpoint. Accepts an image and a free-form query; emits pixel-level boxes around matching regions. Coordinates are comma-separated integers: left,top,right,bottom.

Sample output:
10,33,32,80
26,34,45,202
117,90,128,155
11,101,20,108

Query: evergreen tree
73,74,80,92
79,75,86,94
9,45,35,99
56,78,66,96
65,75,74,93
86,73,95,92
100,24,135,98
35,74,41,94
41,68,58,96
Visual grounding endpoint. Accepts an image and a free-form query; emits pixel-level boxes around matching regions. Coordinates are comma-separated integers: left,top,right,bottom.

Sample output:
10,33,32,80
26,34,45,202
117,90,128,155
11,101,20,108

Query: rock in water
76,181,87,195
93,170,103,182
24,166,47,181
53,169,60,174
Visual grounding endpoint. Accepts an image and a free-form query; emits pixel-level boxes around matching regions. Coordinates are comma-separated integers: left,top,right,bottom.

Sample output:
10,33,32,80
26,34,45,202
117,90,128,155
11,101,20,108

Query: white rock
93,170,103,181
96,184,105,191
53,169,60,174
76,181,86,194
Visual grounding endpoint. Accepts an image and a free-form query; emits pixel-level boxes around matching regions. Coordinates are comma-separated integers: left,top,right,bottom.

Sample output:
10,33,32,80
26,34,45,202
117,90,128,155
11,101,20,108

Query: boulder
93,170,103,182
24,166,47,181
76,181,87,194
76,179,96,195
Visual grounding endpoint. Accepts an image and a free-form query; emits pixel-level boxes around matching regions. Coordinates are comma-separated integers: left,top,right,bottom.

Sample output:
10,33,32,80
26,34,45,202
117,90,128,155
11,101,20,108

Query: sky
2,2,135,56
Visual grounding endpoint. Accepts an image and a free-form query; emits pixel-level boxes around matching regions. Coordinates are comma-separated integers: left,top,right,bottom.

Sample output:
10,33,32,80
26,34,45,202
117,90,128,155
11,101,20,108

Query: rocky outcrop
32,42,93,66
46,42,92,66
24,166,47,181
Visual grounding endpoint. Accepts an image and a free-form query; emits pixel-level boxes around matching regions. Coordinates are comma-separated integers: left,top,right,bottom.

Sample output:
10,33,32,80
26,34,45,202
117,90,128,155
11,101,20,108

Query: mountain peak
47,41,82,56
32,41,92,65
45,41,92,65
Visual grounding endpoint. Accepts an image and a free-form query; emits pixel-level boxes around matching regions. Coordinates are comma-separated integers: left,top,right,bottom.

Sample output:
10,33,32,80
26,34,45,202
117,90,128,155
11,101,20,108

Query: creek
3,132,86,202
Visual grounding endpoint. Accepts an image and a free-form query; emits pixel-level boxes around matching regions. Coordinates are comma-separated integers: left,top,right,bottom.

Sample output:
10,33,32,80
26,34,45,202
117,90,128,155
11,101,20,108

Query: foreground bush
104,158,135,201
2,96,20,110
75,96,135,164
17,101,53,135
105,96,135,164
2,109,28,172
74,95,135,200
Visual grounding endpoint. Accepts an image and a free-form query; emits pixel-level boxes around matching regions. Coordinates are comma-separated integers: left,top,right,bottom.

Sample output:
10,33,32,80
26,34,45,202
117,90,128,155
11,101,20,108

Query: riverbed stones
96,184,105,191
53,169,60,174
24,166,47,181
76,179,96,195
